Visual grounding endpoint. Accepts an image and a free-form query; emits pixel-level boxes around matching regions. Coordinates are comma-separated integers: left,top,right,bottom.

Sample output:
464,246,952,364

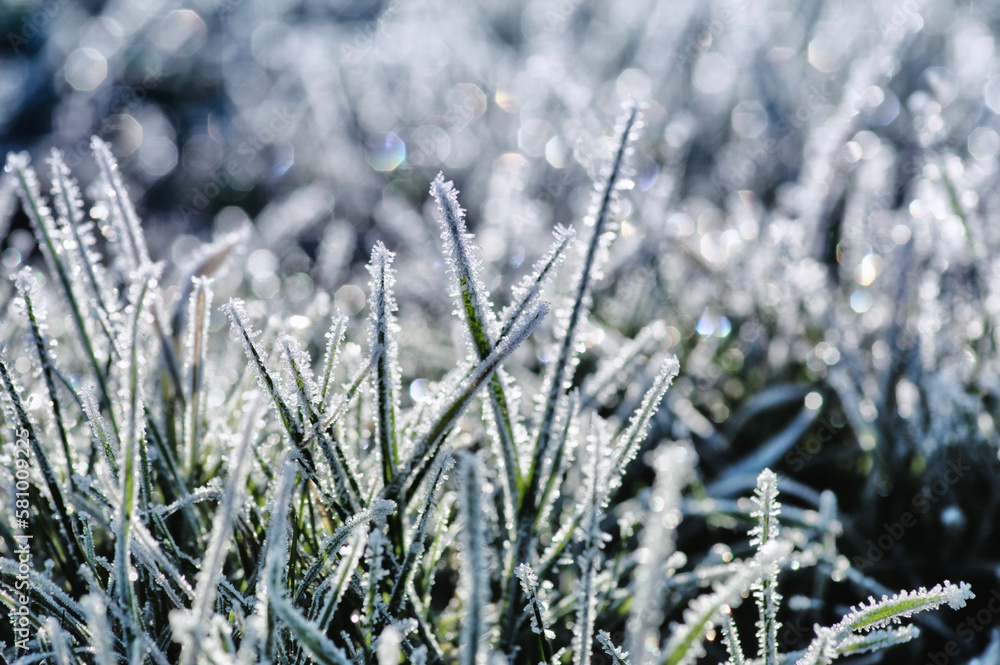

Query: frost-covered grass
0,106,979,665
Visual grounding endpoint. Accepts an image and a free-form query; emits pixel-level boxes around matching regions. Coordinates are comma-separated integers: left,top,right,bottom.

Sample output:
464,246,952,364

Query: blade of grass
432,173,523,538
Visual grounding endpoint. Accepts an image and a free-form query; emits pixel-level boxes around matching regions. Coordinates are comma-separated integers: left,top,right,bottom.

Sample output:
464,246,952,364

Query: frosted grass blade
293,499,397,602
389,448,454,614
368,241,401,492
659,540,791,665
751,469,783,665
432,173,523,533
280,333,361,514
319,310,349,407
272,593,353,665
598,631,630,665
832,581,973,638
178,401,260,665
517,563,555,663
113,273,156,629
498,225,575,342
90,137,151,272
458,452,487,665
183,277,213,476
626,443,695,664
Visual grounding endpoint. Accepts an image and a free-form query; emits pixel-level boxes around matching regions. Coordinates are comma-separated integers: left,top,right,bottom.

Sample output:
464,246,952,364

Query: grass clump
0,105,974,665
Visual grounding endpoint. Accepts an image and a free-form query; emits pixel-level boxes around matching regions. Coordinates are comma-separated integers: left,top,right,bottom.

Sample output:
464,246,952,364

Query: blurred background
5,0,1000,660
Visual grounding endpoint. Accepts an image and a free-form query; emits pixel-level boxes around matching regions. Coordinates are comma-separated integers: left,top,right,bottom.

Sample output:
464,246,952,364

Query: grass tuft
0,111,974,665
